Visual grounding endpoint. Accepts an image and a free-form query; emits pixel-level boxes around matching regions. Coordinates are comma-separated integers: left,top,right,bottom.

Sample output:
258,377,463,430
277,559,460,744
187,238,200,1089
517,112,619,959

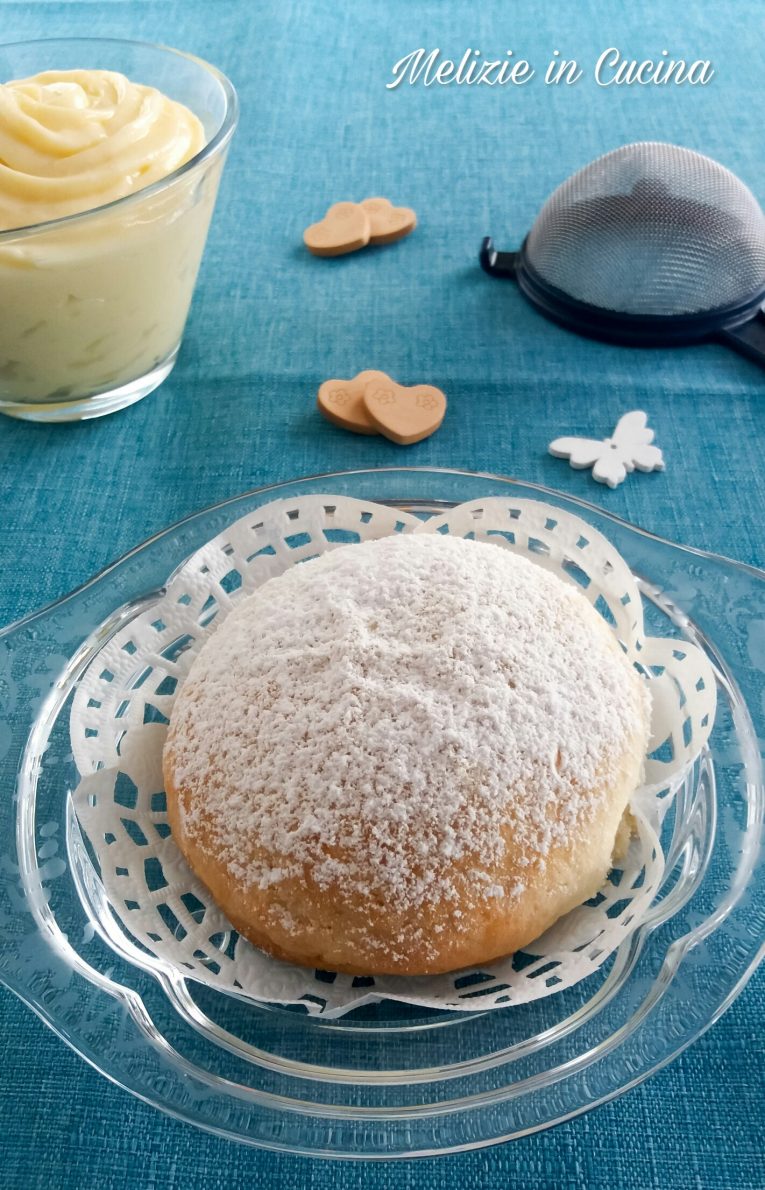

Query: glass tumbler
0,38,238,421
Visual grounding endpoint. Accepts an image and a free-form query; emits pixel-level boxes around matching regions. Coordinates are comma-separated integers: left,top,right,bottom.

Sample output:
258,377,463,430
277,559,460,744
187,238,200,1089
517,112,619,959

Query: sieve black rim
515,238,765,345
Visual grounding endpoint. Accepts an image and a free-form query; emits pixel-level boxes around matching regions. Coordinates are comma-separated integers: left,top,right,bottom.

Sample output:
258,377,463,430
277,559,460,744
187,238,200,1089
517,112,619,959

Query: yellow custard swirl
0,69,205,231
0,67,225,410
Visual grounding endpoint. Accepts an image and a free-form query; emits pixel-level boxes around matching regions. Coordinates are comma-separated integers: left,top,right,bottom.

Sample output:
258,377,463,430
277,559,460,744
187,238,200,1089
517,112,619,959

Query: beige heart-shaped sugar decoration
363,377,447,444
360,197,417,245
317,370,391,435
304,202,371,256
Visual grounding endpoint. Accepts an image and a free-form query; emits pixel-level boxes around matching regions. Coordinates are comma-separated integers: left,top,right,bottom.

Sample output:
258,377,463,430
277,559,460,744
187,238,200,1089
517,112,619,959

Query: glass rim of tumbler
0,36,239,242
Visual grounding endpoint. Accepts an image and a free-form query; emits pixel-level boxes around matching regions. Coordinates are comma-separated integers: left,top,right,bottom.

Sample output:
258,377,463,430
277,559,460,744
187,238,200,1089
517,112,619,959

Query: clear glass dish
1,468,763,1158
0,38,238,421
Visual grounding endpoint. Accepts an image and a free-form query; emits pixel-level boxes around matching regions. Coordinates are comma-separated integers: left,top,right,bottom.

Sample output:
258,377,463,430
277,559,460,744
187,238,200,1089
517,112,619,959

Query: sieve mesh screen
524,142,765,316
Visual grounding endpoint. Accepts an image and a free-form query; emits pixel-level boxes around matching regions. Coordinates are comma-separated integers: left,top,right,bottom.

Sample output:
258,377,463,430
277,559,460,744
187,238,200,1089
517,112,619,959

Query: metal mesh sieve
481,141,765,364
526,142,765,316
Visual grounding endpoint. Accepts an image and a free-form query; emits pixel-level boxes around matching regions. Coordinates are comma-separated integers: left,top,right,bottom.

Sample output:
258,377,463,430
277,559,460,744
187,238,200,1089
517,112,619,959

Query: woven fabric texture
0,1,763,1185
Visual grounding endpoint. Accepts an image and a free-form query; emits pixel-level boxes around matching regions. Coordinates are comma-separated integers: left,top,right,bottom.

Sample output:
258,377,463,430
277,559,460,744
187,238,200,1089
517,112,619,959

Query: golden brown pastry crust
163,534,650,976
164,727,645,975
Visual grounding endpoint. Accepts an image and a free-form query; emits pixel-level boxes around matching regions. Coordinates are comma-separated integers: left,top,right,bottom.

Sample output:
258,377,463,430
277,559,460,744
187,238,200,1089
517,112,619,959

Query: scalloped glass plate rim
5,466,765,637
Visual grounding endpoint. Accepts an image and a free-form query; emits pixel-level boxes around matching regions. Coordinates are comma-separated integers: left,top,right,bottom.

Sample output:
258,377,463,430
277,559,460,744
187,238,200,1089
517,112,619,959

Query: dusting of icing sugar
167,534,650,918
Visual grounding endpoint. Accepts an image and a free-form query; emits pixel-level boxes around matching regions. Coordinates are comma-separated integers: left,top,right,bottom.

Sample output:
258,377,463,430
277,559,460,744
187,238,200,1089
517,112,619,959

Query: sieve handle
718,309,765,369
479,237,519,279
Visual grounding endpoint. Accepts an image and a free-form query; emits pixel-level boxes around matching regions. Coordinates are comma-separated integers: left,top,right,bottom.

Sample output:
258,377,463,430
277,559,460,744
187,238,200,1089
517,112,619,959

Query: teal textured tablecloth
0,0,764,1184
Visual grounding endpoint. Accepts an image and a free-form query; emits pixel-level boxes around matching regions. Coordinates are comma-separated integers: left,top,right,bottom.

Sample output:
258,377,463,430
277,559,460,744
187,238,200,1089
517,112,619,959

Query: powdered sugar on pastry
165,534,651,967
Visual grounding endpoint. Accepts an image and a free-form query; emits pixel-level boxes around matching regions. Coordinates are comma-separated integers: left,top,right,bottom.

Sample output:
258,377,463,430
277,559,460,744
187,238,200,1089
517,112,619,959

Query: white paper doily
70,495,717,1017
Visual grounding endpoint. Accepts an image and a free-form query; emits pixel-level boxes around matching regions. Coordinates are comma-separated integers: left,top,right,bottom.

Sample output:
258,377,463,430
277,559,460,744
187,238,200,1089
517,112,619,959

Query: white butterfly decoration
549,410,665,489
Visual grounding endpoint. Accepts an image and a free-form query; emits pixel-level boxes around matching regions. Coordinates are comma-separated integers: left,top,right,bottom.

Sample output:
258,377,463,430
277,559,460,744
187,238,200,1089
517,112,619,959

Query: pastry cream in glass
0,68,222,414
